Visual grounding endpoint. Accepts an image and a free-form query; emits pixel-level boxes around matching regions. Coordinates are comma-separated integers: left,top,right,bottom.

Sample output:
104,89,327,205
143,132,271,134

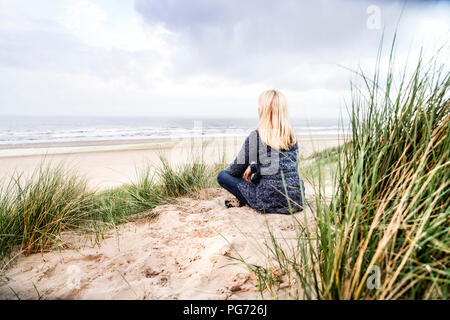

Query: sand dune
0,188,315,300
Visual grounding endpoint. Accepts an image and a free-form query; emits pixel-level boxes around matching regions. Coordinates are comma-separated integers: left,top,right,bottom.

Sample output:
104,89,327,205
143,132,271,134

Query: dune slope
0,188,314,300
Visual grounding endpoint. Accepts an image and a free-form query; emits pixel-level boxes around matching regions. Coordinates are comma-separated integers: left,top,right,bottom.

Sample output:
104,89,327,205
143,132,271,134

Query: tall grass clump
0,164,94,258
91,166,168,226
241,39,449,300
317,42,450,299
324,44,448,298
157,156,218,197
314,43,449,300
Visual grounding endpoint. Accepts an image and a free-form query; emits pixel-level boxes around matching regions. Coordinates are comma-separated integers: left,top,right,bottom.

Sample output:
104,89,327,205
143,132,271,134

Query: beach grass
320,42,449,299
156,155,219,197
0,163,94,259
0,156,223,264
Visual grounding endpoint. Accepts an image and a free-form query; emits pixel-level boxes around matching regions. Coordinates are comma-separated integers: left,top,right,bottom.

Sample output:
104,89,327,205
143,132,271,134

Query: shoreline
0,134,344,190
0,134,344,158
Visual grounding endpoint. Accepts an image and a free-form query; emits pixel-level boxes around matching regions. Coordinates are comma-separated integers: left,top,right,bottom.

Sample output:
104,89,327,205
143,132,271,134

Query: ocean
0,116,347,146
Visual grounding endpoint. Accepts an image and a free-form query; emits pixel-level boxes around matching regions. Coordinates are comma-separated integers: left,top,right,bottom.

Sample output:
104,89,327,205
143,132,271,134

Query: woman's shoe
225,198,245,208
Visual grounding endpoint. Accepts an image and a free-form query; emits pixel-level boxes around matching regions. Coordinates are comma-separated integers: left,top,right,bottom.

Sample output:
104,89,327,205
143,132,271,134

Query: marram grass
316,43,449,300
0,163,94,258
0,156,223,263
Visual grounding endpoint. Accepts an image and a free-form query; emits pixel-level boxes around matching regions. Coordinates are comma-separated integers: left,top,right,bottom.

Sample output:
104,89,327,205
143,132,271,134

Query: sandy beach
0,135,342,190
0,135,340,300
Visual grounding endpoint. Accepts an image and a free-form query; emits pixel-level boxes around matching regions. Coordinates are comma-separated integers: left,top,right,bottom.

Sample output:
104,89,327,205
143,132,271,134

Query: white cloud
58,0,108,46
57,0,174,55
0,0,448,119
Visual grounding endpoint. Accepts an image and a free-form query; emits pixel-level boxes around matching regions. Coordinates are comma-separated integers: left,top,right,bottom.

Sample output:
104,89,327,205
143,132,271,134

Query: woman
217,89,305,214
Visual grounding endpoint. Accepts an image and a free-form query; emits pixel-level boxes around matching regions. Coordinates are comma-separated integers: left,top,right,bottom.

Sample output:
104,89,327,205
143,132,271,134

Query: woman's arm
225,131,259,178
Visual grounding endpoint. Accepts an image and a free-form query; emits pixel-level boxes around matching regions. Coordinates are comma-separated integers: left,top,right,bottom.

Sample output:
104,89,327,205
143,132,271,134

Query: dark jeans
217,170,248,205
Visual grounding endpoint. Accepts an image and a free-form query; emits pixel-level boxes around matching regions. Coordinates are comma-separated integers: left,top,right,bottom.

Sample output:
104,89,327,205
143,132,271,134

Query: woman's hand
242,166,252,182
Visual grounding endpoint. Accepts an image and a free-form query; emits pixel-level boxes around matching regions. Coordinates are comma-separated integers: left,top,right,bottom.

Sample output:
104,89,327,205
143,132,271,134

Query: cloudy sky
0,0,448,118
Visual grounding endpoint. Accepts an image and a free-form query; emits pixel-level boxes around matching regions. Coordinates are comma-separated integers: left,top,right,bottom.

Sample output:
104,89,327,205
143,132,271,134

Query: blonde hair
257,89,296,151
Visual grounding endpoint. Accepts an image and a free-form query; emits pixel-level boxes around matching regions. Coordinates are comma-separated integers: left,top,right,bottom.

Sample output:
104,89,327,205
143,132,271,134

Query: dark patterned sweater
226,130,305,214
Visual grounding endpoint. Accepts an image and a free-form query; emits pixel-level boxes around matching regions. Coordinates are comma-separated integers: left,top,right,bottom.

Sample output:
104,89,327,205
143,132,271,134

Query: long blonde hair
257,89,296,151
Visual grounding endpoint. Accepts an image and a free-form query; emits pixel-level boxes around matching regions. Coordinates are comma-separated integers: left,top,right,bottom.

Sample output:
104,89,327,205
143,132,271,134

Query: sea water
0,116,347,146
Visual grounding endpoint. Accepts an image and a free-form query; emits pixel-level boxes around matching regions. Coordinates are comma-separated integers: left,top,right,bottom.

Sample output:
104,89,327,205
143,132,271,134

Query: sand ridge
0,188,314,300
